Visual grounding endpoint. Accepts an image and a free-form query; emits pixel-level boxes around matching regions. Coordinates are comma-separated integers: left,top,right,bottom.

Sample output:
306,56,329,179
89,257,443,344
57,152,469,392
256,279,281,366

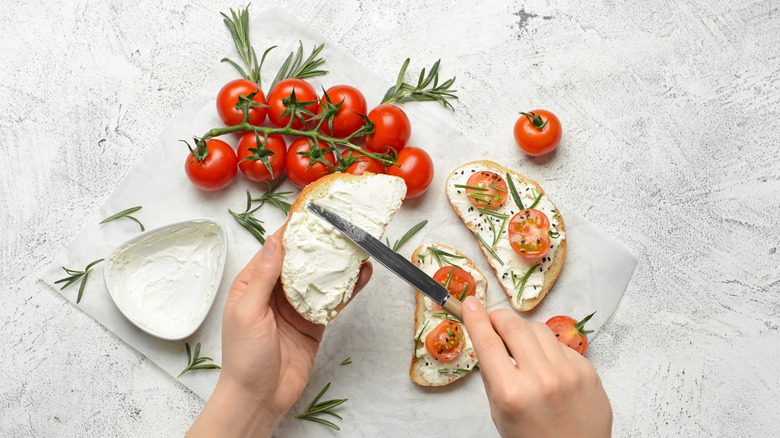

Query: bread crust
445,160,566,312
409,243,487,387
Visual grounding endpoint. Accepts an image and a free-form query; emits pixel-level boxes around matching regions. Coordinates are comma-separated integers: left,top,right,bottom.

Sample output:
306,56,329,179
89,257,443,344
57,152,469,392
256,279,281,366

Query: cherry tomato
513,109,562,156
236,133,286,183
432,266,476,301
508,209,551,259
341,149,385,176
184,138,237,191
318,85,367,138
545,312,595,355
385,147,433,199
216,79,267,127
364,104,411,155
266,78,318,129
464,171,509,209
425,320,465,362
286,137,337,188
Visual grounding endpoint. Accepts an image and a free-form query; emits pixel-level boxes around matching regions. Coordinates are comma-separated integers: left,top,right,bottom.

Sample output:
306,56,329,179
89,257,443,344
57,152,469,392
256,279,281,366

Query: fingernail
263,236,277,257
464,296,480,312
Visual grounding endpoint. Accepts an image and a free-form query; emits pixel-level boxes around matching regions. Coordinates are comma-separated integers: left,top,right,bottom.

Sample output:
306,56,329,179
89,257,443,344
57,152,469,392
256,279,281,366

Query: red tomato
545,312,595,355
425,320,465,362
385,147,433,199
513,109,562,156
464,171,509,209
184,138,237,191
236,133,286,183
341,149,385,176
508,209,551,259
286,137,337,188
432,266,476,301
266,79,318,129
318,85,367,138
364,104,411,155
216,79,267,127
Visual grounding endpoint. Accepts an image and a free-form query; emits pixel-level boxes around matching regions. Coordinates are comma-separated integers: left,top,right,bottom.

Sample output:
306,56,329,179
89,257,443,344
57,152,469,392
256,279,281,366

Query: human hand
462,297,612,438
187,228,373,438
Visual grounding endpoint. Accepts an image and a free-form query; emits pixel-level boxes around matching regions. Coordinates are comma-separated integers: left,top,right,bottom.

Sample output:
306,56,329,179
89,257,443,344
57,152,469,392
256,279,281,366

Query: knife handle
441,296,463,321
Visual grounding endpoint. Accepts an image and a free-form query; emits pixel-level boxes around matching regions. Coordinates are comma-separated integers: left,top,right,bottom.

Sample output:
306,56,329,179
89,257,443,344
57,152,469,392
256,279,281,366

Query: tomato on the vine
216,79,267,127
318,85,367,138
432,266,476,302
425,320,465,362
507,208,551,259
464,171,509,209
266,78,319,129
236,132,286,183
184,138,238,191
286,137,337,188
545,312,595,355
513,109,562,156
364,104,411,155
341,149,384,176
385,147,433,199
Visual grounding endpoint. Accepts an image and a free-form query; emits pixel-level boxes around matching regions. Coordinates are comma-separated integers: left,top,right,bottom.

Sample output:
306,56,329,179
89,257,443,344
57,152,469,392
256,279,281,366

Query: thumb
240,234,283,309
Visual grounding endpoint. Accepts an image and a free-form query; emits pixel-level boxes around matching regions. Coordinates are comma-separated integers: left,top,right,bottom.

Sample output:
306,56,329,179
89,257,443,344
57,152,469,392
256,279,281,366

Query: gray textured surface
2,0,778,436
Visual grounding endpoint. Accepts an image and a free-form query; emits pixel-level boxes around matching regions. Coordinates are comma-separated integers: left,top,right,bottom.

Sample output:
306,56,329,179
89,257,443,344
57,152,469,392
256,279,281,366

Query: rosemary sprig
387,220,428,252
454,184,487,191
458,284,471,302
296,382,347,431
381,59,458,110
506,173,524,211
251,178,294,215
428,247,464,268
477,208,509,220
438,368,472,374
512,264,540,302
477,233,504,266
339,357,352,366
177,343,221,378
528,189,543,209
271,42,328,89
99,206,145,231
413,321,429,363
229,179,293,244
431,312,461,322
54,259,104,304
221,6,275,86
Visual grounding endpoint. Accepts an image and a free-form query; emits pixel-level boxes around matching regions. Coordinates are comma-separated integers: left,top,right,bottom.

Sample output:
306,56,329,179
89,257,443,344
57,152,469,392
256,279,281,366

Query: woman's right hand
462,296,613,438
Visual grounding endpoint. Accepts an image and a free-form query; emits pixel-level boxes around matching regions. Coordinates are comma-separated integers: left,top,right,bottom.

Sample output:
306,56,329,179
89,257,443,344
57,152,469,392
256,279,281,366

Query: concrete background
2,0,778,436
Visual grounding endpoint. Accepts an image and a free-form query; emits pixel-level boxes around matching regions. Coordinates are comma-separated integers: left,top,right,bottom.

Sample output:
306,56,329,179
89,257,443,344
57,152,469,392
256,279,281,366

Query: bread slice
280,172,406,325
409,243,488,387
445,161,566,312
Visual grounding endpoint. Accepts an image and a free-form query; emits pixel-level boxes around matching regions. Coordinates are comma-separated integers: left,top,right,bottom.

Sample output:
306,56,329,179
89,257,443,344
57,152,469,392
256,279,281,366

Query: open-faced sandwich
445,161,566,312
410,243,488,386
281,172,406,324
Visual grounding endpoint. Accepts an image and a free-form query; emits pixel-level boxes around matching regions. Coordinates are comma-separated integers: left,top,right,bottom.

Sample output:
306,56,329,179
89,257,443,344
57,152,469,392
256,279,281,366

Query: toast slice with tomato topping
409,243,488,387
445,161,566,312
280,172,406,325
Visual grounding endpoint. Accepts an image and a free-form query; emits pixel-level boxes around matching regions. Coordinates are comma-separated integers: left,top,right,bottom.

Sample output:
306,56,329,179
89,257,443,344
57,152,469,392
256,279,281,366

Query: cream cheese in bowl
104,218,227,340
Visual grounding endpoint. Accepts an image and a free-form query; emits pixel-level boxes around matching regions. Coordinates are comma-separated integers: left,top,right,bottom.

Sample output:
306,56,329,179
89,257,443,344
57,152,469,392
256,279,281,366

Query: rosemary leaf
99,206,145,231
389,220,428,252
271,42,328,89
413,321,429,363
54,258,105,304
381,59,458,110
296,382,347,430
527,189,543,209
506,173,524,211
340,357,352,366
515,264,541,302
178,343,221,378
477,233,504,266
427,247,464,268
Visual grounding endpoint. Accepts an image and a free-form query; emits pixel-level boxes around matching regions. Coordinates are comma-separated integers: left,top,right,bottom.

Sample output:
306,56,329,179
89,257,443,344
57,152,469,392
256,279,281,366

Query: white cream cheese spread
105,219,226,339
282,174,406,324
447,164,565,308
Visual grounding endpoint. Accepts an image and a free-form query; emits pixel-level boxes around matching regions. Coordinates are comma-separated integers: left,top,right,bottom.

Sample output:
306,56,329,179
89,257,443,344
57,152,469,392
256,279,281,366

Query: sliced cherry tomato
464,171,509,209
514,109,562,156
341,149,385,176
508,208,551,259
425,320,466,362
286,137,337,188
184,138,237,191
266,79,318,129
216,79,267,127
545,312,595,355
318,85,367,138
385,147,433,199
364,104,411,155
237,133,286,183
432,266,476,301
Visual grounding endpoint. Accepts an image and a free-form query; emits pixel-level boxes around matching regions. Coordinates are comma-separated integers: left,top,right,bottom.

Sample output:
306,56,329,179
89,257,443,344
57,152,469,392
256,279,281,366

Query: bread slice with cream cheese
445,161,566,312
280,172,406,325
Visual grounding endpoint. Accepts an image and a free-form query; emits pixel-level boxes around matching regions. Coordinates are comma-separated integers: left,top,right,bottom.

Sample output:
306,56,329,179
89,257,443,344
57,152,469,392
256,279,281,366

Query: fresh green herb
99,206,145,231
506,173,524,211
380,58,457,110
458,284,471,302
454,184,487,191
54,259,104,304
548,230,561,239
528,189,543,209
221,6,275,86
476,233,504,265
512,264,540,301
552,212,560,219
271,41,327,89
339,357,352,366
251,178,294,215
177,343,221,378
431,312,461,322
413,321,429,363
488,184,507,193
428,247,464,268
576,312,596,335
387,220,428,252
229,179,292,244
443,267,455,290
437,368,472,374
476,208,509,219
486,217,508,249
296,382,348,431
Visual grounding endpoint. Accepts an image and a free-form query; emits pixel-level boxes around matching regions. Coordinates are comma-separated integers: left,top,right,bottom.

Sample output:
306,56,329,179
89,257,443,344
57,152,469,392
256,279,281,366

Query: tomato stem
520,111,549,130
575,312,596,335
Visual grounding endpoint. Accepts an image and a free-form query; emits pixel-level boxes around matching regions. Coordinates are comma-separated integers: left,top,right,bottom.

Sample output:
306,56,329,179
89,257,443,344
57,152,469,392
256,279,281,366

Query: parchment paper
41,8,637,437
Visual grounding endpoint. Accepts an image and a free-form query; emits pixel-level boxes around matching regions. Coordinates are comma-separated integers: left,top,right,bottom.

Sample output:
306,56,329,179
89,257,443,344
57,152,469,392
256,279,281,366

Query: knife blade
307,203,463,321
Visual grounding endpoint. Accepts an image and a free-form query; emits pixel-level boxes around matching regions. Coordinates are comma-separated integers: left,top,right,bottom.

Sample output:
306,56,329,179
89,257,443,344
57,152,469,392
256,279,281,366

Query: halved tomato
507,208,551,259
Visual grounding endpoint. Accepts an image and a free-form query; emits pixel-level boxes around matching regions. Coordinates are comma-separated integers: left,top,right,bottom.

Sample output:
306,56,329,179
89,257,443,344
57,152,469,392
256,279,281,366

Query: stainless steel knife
307,203,463,321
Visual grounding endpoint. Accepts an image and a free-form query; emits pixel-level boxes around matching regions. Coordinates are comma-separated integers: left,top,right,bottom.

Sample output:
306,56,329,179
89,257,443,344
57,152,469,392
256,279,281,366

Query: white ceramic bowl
103,218,227,341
